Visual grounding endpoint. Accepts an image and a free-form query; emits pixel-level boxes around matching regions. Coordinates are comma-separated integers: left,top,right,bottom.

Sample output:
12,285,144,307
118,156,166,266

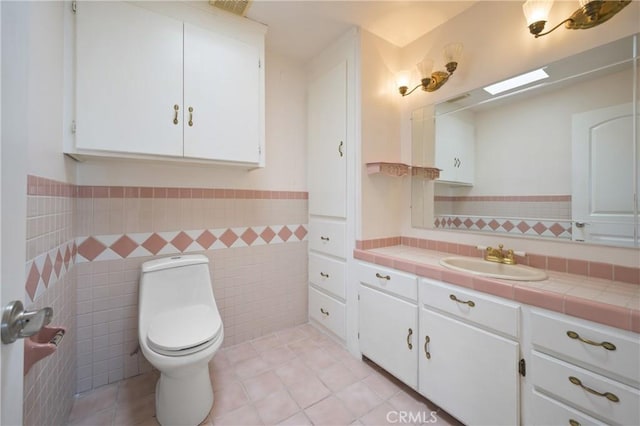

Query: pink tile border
357,236,640,285
27,175,308,200
434,195,572,202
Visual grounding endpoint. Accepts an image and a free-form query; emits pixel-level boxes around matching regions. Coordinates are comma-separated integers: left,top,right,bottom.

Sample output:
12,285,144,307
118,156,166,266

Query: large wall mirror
412,33,639,248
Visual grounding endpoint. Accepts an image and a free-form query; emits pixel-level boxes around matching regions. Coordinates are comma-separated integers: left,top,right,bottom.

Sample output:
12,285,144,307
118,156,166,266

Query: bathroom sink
439,257,547,281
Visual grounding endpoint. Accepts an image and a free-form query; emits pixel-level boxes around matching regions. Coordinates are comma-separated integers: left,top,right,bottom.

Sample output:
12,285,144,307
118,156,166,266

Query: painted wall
359,29,404,240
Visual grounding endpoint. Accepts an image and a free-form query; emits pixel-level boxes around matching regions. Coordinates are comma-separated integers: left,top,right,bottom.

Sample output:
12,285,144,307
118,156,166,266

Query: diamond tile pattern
25,240,77,303
73,225,308,265
434,216,572,240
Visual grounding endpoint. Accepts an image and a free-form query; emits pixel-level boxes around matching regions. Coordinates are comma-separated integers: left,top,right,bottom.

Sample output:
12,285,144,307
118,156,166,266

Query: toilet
138,254,223,426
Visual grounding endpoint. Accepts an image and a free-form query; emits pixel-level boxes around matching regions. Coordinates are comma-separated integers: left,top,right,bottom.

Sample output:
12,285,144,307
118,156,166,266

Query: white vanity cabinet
434,109,475,185
73,1,264,165
526,308,640,426
357,262,418,388
418,278,521,425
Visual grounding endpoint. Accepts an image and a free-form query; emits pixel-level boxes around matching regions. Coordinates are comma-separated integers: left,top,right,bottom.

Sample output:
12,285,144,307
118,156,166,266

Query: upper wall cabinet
71,1,264,166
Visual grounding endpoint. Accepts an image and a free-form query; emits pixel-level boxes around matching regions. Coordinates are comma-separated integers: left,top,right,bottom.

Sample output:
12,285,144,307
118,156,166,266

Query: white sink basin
439,257,547,281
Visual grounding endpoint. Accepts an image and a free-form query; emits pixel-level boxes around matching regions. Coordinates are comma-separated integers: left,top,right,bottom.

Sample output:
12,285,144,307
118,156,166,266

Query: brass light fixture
397,43,463,97
522,0,632,38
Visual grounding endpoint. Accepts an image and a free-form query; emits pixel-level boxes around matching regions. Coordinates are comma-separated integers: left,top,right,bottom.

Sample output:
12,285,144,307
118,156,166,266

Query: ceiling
244,1,477,62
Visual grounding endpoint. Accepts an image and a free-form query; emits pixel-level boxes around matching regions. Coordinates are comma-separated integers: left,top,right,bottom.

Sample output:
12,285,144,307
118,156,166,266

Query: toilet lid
147,304,222,353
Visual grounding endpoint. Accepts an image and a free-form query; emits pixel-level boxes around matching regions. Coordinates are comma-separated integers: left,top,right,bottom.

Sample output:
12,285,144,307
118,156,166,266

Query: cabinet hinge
258,145,262,156
357,294,360,301
258,58,261,69
71,120,77,134
519,358,526,377
357,332,359,339
71,1,77,13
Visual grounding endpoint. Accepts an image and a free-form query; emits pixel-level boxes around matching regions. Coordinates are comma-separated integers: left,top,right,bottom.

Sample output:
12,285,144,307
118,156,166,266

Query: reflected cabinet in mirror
412,34,639,248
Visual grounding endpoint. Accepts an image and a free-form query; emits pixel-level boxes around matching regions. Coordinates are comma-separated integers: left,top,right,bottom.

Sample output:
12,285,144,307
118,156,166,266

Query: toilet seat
147,304,222,357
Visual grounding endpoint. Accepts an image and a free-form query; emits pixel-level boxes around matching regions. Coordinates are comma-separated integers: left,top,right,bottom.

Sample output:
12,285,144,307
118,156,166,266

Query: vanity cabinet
527,309,640,425
433,109,475,185
357,262,418,388
418,278,521,425
73,1,264,165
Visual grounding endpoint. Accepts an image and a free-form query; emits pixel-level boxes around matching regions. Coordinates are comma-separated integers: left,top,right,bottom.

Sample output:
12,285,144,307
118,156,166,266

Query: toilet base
154,364,213,426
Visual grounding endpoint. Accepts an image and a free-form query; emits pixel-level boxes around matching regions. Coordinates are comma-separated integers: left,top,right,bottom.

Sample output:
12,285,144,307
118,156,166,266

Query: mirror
412,34,639,247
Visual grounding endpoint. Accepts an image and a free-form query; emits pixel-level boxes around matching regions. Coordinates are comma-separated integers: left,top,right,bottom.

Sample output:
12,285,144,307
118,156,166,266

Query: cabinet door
76,2,183,156
307,61,347,218
419,308,519,425
359,285,418,388
434,110,474,185
183,23,262,164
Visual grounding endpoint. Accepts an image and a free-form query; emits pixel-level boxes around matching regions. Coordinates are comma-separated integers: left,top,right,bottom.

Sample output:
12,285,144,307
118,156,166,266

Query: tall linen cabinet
307,29,360,354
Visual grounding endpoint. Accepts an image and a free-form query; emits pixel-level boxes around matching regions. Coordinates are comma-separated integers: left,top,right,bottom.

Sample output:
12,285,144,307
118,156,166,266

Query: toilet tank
139,255,217,321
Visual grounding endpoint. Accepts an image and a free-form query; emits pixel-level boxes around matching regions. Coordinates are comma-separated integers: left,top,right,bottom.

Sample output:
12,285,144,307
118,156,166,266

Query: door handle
1,300,53,344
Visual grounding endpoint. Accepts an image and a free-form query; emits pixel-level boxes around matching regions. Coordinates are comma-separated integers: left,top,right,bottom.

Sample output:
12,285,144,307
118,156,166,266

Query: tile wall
23,176,309,413
72,186,309,393
434,195,572,239
24,176,78,426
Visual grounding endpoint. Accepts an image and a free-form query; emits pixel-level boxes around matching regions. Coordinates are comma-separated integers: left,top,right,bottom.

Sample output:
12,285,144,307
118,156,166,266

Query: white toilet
138,254,224,426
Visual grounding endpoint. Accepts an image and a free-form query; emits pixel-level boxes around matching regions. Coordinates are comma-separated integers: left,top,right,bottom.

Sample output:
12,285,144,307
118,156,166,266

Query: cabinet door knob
449,294,475,307
424,335,431,359
320,272,329,278
320,308,329,316
569,420,581,426
568,376,619,402
566,331,616,351
375,272,391,281
188,106,194,127
406,328,413,350
320,236,330,241
338,141,344,157
173,104,179,125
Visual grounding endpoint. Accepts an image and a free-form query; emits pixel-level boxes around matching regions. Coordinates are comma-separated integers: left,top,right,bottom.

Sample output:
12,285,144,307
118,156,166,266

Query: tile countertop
353,245,640,334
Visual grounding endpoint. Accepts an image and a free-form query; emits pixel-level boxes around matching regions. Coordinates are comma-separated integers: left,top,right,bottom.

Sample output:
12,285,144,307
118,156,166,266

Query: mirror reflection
411,34,639,247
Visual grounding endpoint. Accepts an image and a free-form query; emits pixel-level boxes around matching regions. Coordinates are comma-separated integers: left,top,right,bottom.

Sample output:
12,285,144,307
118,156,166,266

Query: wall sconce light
522,0,631,38
397,43,463,97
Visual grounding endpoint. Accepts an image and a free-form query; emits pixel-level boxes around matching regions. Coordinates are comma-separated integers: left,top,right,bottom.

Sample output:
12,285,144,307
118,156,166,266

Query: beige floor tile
304,395,354,426
361,372,402,400
286,376,331,408
259,345,297,368
336,381,383,418
68,384,118,424
316,362,359,393
253,390,300,425
210,381,248,419
68,407,115,426
113,392,156,425
276,412,312,426
242,371,285,401
233,356,270,380
212,405,263,426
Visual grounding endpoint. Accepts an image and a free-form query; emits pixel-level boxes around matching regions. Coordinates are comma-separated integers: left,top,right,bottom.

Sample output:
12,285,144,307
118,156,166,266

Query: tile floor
67,323,461,426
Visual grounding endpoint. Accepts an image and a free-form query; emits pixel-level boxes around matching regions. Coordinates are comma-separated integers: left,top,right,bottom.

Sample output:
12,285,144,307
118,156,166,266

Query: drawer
420,278,520,339
309,254,346,300
357,262,417,302
529,389,607,426
531,310,640,384
308,219,346,259
309,287,346,340
531,351,640,426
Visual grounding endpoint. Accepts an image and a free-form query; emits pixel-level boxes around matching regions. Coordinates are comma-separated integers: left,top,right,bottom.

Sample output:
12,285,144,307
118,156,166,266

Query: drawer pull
568,376,619,402
566,331,616,351
424,335,431,359
449,294,475,307
320,308,329,317
407,328,413,350
320,236,330,241
320,272,330,278
569,420,581,426
338,141,344,157
375,273,391,280
188,106,194,127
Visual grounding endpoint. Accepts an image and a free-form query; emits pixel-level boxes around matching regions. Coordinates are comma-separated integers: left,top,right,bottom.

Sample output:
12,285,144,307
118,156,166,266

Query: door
1,1,28,423
183,23,262,163
572,103,636,246
419,308,520,426
75,1,184,156
307,61,347,218
359,285,418,388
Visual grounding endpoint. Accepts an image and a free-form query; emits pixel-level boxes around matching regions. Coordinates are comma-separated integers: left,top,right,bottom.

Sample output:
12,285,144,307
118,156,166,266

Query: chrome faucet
485,244,516,265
